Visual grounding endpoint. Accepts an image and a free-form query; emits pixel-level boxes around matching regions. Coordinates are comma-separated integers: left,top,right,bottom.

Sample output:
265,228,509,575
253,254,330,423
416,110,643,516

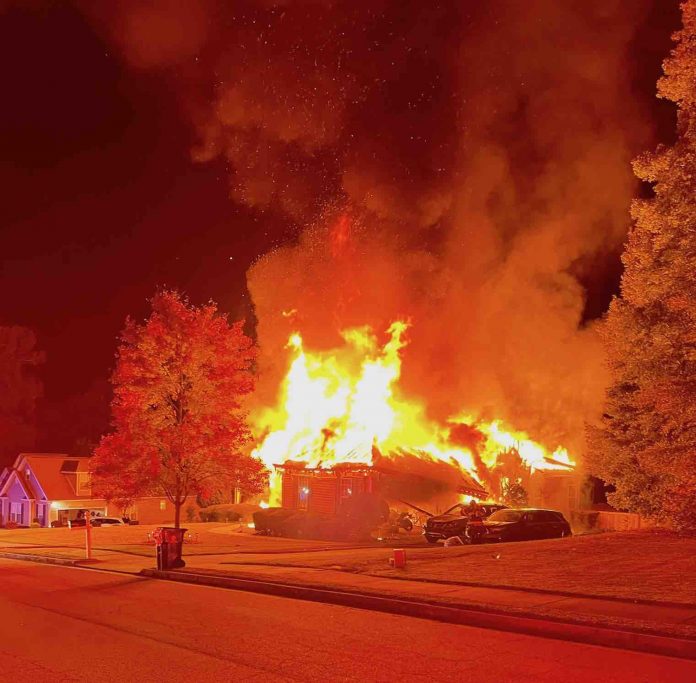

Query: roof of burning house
275,445,489,499
372,449,488,498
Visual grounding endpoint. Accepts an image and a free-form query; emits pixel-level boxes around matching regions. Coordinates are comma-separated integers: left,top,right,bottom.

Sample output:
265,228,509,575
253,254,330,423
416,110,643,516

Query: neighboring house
0,453,178,527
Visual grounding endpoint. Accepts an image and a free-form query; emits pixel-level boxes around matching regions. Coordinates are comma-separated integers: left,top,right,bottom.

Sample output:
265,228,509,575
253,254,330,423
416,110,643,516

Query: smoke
88,0,659,456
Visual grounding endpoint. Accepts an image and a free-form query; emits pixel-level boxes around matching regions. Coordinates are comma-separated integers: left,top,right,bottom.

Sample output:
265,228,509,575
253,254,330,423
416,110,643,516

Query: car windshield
487,510,523,523
443,504,464,515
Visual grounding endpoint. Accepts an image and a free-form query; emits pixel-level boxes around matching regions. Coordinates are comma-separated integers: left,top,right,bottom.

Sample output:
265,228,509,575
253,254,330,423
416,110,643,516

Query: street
0,559,693,682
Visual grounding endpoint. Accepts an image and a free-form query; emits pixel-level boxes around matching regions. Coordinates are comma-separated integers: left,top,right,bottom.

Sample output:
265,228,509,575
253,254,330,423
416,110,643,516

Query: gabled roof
17,453,92,501
0,467,36,499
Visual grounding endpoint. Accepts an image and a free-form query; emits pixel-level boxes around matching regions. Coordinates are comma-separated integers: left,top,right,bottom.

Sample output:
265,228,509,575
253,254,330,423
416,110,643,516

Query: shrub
199,509,219,522
199,504,242,523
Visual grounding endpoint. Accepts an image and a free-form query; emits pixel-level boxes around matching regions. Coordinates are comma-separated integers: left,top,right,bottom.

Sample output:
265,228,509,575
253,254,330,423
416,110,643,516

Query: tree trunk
174,500,181,529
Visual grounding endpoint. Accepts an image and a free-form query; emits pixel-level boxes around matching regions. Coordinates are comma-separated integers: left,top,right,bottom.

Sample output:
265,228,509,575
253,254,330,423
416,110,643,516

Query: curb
0,551,78,567
140,568,696,661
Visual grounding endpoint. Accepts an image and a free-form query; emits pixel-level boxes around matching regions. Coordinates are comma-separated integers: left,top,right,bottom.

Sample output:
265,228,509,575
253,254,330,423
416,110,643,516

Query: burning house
276,448,489,517
252,320,579,528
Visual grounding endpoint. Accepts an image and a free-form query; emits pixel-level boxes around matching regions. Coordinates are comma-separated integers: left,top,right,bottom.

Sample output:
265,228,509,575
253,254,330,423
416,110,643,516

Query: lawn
0,522,375,557
2,524,694,605
216,529,696,604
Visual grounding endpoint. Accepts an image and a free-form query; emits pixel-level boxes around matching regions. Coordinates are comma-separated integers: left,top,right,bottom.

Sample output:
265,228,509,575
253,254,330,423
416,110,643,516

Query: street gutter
140,567,696,661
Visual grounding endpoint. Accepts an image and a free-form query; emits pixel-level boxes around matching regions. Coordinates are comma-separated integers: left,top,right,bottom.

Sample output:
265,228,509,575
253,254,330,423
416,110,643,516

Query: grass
2,524,694,605
0,522,371,557
216,529,696,604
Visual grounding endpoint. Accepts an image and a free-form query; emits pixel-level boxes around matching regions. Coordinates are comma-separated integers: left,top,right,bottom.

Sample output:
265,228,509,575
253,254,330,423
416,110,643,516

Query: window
159,500,167,511
537,511,557,523
488,510,522,523
297,477,310,510
76,473,92,496
340,478,354,501
10,502,23,524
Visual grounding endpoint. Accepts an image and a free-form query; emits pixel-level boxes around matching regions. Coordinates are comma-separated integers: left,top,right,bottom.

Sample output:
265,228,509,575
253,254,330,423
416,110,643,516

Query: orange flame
252,320,574,504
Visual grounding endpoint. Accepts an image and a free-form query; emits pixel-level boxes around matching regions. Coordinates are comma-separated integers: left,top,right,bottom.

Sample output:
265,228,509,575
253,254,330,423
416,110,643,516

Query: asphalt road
0,559,693,683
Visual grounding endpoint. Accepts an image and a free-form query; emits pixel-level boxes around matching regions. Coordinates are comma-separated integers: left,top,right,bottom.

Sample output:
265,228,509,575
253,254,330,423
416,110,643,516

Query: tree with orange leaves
588,1,696,530
91,291,266,528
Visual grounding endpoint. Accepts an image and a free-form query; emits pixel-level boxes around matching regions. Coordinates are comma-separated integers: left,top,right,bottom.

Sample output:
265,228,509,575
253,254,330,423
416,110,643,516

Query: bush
253,508,294,535
199,504,242,523
185,505,197,523
199,509,220,522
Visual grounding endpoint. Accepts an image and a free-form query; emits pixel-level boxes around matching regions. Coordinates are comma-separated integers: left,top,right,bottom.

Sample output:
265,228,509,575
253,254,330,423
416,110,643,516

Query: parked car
94,517,126,527
483,508,571,542
423,503,507,544
68,516,126,528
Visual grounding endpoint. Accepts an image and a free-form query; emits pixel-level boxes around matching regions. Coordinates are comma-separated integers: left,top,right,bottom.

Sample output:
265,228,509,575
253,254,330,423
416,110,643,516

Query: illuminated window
340,478,354,500
159,500,166,510
297,477,310,510
76,473,92,496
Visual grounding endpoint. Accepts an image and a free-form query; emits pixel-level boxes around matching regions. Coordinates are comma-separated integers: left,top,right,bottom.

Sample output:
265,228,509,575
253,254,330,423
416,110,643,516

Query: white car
93,517,126,527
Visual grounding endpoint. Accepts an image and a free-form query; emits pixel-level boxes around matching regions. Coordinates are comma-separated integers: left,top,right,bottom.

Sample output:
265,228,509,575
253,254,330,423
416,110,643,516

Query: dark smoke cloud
86,0,661,457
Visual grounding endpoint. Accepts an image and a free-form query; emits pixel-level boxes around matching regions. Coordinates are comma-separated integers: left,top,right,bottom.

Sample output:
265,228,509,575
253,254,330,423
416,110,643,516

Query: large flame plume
83,1,670,476
252,320,574,505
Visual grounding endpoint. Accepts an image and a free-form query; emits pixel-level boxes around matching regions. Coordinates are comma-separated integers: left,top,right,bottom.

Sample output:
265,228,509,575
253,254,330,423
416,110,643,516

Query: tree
91,291,267,527
0,326,44,469
587,1,696,530
500,478,528,507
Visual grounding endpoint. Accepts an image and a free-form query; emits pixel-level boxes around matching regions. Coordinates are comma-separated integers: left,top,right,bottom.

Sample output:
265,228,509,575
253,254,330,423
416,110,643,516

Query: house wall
124,497,177,525
5,478,31,526
528,472,578,514
280,470,375,516
282,473,299,510
23,468,46,505
307,477,338,515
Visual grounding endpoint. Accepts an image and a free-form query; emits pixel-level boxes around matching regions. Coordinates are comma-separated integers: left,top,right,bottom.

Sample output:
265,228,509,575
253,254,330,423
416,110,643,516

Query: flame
252,320,574,504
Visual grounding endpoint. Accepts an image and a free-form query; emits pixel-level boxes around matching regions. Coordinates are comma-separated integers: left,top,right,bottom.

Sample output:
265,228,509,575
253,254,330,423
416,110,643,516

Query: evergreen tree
587,1,696,530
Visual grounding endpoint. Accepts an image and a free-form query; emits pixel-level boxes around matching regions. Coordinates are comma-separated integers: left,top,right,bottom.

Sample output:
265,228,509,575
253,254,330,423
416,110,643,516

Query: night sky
0,1,681,454
0,4,289,397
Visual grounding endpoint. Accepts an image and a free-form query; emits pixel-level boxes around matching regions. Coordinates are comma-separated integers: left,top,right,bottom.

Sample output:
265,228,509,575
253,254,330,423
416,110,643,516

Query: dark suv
423,503,507,543
483,508,571,542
